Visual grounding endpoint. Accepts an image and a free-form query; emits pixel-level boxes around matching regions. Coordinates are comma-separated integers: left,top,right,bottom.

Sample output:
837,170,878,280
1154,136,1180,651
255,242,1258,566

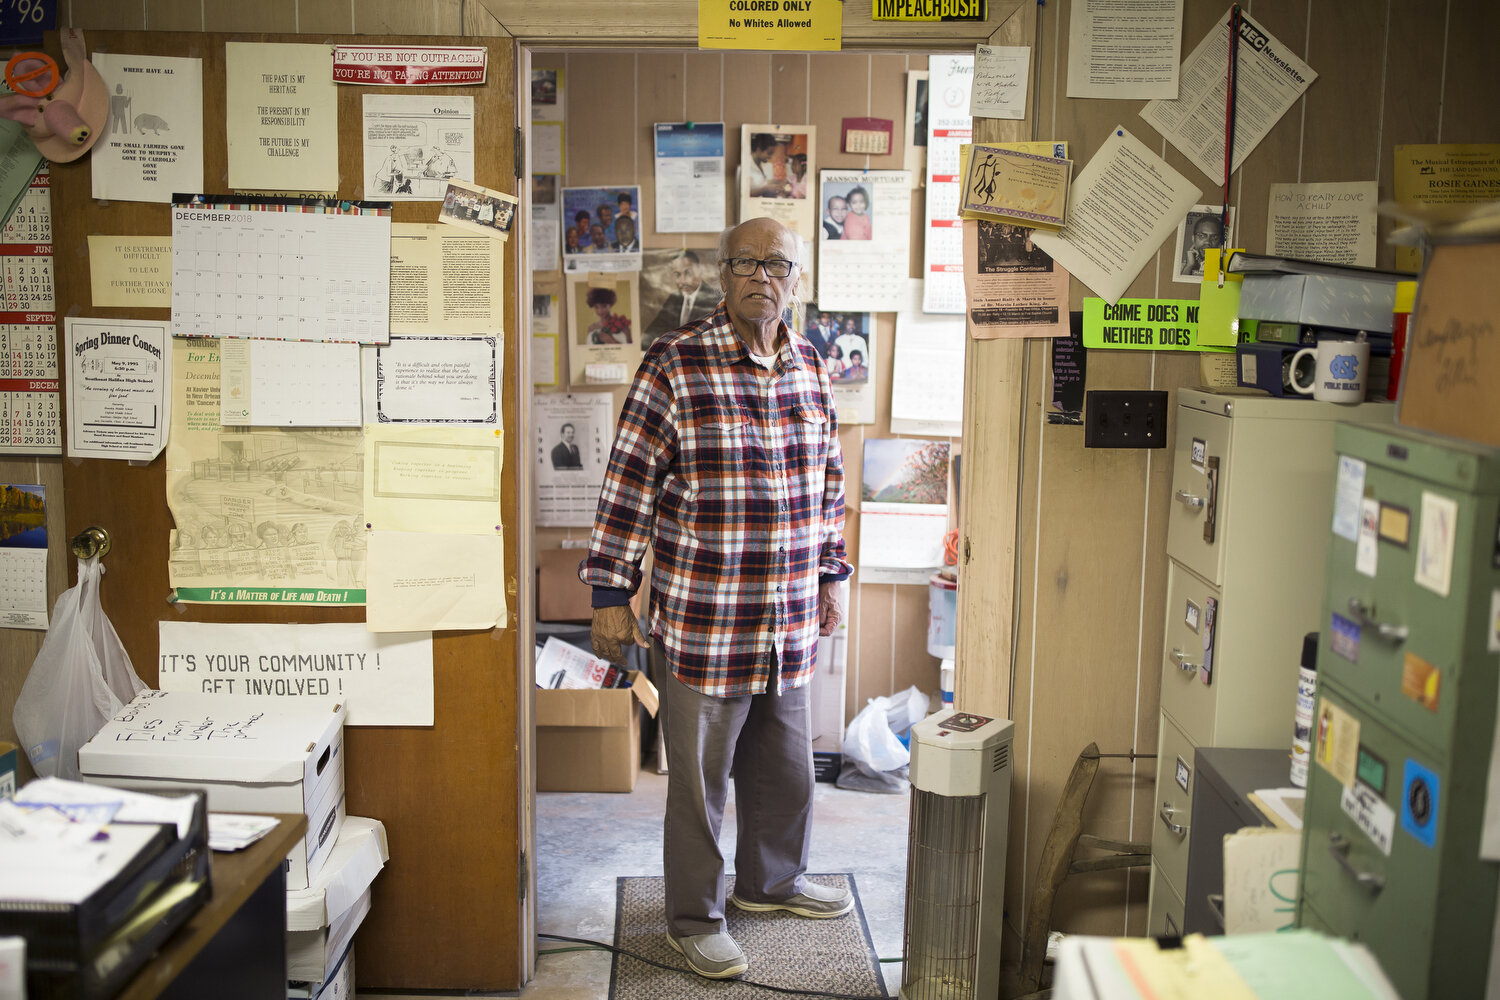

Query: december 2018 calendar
0,170,60,456
171,195,393,344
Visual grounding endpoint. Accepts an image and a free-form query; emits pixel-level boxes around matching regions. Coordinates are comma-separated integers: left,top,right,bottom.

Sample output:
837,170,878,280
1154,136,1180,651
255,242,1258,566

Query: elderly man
581,217,852,980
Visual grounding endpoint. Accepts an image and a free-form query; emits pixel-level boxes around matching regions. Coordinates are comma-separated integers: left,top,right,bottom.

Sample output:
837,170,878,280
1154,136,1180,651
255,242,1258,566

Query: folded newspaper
534,636,632,690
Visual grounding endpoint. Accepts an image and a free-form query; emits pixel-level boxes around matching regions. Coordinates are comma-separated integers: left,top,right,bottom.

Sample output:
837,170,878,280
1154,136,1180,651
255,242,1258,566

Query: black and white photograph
974,220,1055,273
533,392,611,527
639,248,723,349
438,179,519,240
1172,204,1236,284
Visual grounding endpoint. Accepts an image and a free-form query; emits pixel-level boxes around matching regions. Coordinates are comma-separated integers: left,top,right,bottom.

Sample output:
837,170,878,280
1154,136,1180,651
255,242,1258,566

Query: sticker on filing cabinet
1200,596,1217,686
1175,755,1190,792
1340,783,1394,856
1378,503,1410,548
1332,456,1366,542
1190,437,1206,471
1184,599,1200,633
1400,652,1441,712
1355,498,1380,577
1315,698,1359,787
1329,612,1360,663
1489,590,1500,654
1356,745,1387,796
1400,758,1440,848
1415,490,1458,597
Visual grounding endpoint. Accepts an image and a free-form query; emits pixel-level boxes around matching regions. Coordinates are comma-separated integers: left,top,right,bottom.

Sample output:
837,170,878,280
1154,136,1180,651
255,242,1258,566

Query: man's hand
591,604,649,663
817,581,843,636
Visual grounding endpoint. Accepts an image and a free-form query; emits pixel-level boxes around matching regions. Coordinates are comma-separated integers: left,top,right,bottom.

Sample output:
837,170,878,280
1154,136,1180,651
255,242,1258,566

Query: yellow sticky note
1113,935,1259,1000
1195,248,1245,348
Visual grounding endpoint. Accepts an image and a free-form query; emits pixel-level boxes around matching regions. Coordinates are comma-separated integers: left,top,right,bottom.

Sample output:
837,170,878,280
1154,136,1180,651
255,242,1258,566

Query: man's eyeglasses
724,256,798,278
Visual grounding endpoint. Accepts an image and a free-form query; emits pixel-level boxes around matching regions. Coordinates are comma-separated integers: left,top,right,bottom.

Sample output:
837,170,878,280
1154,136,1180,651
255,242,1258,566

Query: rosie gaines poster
566,272,643,386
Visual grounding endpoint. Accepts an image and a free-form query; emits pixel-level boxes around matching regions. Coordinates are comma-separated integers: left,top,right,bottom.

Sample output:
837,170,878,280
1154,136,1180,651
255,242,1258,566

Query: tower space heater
900,709,1015,1000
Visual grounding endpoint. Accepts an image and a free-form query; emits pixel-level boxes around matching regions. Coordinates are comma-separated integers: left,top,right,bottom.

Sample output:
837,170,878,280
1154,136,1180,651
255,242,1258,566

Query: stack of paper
208,813,280,852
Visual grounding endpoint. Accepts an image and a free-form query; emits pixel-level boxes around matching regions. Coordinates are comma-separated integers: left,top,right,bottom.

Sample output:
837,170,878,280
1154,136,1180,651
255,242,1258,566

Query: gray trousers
659,664,815,938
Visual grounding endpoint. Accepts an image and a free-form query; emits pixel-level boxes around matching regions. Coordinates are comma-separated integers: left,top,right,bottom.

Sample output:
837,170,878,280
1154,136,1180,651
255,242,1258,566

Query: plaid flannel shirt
580,303,852,697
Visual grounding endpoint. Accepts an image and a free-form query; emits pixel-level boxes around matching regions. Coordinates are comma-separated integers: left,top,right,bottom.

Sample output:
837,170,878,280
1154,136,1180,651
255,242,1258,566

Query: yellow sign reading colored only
698,0,841,51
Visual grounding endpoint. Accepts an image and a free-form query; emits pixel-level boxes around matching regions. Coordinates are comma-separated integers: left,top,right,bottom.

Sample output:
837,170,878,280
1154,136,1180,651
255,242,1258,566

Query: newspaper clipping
963,220,1069,339
1140,8,1316,182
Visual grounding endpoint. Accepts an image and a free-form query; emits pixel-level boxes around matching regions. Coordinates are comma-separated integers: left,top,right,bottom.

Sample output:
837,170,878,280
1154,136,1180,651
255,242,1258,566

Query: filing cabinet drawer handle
1170,648,1199,673
1173,489,1205,509
1158,802,1187,837
1327,833,1385,892
1346,598,1409,643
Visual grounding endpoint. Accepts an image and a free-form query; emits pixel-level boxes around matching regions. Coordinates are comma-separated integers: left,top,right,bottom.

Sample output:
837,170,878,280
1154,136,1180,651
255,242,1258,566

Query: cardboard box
78,691,346,889
1400,240,1500,448
536,671,658,792
288,944,353,1000
0,741,16,799
537,548,641,623
286,816,388,982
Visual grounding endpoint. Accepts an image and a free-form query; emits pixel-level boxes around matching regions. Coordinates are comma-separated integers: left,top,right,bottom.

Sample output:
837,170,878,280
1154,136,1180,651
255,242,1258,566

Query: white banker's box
78,690,346,888
287,816,388,983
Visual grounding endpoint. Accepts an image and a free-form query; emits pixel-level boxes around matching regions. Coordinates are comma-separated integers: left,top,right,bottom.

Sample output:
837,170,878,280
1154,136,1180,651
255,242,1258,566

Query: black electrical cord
537,932,895,999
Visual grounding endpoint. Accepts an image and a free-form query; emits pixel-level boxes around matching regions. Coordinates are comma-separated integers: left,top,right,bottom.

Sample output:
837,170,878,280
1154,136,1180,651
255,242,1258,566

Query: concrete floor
526,767,912,998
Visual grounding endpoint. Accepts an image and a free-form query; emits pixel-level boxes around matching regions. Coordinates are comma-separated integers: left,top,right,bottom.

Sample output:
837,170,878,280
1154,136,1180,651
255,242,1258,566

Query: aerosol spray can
1290,632,1318,787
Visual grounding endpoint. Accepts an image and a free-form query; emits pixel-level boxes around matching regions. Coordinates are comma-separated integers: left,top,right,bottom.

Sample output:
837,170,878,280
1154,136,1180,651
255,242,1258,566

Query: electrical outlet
1084,390,1168,449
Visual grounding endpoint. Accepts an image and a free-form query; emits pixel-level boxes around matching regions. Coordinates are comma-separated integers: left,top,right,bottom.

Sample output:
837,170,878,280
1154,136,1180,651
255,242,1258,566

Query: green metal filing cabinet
1298,423,1500,1000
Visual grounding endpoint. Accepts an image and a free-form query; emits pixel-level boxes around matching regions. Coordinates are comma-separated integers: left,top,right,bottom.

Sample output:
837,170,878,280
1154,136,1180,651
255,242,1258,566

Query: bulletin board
49,31,519,990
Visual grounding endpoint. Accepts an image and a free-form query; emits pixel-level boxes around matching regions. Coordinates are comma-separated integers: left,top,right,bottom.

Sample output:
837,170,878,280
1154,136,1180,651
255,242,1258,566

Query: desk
115,813,306,1000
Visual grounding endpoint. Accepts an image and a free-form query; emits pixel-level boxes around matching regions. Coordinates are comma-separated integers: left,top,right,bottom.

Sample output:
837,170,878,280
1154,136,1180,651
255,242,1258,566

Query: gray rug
609,873,888,999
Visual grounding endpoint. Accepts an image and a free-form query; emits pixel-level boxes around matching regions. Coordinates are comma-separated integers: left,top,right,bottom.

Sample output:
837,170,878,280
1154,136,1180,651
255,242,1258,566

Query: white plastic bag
881,685,931,738
842,697,910,774
12,557,147,779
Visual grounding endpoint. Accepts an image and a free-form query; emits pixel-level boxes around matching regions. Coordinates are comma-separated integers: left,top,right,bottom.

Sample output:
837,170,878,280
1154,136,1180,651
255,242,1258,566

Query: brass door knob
70,525,111,560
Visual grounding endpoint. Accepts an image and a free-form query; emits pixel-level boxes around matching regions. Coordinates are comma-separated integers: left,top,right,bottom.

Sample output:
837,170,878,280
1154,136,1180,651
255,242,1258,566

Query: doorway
518,44,957,993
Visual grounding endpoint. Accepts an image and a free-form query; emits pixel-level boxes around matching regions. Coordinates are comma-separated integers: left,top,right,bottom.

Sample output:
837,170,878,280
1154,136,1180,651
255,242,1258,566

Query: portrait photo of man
644,250,720,348
1173,205,1235,283
550,422,583,470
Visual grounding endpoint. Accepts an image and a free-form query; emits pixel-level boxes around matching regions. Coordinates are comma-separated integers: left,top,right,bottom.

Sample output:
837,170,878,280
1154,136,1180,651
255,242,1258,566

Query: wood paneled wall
32,0,1499,975
985,0,1500,949
532,48,956,723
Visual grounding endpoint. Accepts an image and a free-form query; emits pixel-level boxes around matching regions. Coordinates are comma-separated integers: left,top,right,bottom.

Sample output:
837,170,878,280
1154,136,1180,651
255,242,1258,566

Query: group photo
561,185,642,260
803,306,871,384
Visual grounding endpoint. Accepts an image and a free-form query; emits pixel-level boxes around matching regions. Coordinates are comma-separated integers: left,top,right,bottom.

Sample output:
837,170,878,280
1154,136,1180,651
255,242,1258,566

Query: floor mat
609,873,889,999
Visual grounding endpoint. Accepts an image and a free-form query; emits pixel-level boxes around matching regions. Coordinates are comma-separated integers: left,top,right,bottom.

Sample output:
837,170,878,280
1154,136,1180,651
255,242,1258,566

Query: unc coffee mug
1289,339,1369,403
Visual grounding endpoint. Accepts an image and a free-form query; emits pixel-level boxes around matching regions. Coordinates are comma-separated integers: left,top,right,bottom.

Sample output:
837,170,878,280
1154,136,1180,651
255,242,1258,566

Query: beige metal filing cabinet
1146,389,1392,934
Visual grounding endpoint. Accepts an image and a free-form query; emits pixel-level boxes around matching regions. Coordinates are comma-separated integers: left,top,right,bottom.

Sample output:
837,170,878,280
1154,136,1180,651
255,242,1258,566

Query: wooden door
52,31,521,990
